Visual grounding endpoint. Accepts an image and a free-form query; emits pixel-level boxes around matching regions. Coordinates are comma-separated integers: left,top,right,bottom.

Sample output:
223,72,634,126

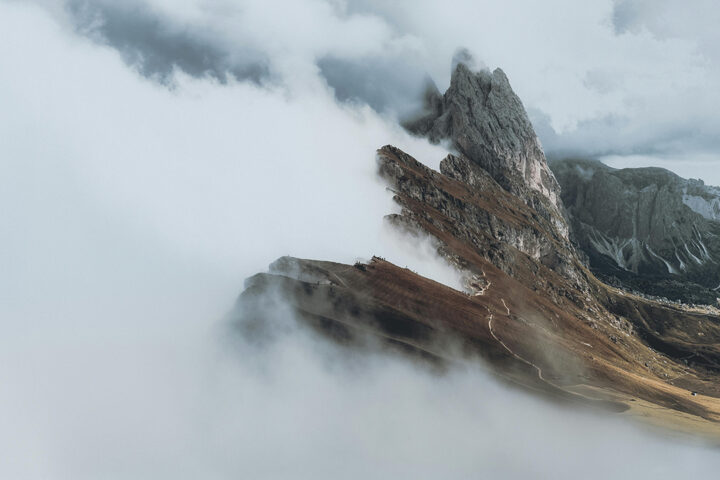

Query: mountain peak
404,61,564,225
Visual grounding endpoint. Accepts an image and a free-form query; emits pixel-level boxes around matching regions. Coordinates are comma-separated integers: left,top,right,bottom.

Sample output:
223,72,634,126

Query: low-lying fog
2,2,719,478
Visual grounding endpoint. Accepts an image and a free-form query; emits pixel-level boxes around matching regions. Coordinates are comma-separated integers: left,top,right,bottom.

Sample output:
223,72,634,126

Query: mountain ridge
233,61,720,436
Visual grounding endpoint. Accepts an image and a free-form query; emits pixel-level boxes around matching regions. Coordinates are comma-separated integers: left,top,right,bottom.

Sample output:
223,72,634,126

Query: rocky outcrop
404,62,565,237
377,146,586,295
552,158,720,304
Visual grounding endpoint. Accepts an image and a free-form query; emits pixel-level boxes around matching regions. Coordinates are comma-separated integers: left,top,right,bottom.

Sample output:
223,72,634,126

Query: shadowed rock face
552,158,720,304
404,63,565,233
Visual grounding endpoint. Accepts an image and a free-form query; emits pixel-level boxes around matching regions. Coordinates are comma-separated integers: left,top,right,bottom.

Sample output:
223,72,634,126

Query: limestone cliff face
404,63,565,237
552,158,720,303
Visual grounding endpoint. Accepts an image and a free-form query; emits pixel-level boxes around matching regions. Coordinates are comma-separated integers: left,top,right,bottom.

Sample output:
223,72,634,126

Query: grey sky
64,0,270,84
40,0,720,172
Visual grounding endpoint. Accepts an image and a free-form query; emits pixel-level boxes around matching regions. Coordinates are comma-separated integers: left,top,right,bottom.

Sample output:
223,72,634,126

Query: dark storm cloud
65,0,270,84
61,0,439,116
63,0,429,116
611,0,645,34
534,107,720,160
318,55,430,116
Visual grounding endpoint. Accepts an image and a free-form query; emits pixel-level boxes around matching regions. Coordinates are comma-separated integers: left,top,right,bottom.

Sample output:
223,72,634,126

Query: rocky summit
404,63,565,237
552,158,720,304
235,61,720,436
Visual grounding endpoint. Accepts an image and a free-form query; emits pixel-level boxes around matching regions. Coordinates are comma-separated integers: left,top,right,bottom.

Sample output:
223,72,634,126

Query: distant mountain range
551,158,720,304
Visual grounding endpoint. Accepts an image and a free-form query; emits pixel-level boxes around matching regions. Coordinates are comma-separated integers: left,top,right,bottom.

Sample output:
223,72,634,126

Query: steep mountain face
234,62,720,435
377,146,585,293
404,63,567,240
552,158,720,304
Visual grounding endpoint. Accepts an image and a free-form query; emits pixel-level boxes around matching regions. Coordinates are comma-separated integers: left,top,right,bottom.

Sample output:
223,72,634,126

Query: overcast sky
21,0,720,183
3,1,720,478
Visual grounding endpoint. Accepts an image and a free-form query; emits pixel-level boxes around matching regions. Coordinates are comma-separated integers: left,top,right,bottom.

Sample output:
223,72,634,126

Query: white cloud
0,1,452,278
0,3,457,475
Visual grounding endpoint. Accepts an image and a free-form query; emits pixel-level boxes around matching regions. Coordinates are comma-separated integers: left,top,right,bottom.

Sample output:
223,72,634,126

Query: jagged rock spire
404,60,563,216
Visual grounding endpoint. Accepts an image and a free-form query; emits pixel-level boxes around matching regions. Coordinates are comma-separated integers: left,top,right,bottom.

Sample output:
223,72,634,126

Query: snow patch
674,250,687,272
646,245,679,275
683,243,704,265
682,192,720,222
587,228,646,273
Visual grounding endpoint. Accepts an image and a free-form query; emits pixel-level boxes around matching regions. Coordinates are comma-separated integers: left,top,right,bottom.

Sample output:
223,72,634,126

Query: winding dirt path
486,297,603,404
487,310,547,382
500,298,510,316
